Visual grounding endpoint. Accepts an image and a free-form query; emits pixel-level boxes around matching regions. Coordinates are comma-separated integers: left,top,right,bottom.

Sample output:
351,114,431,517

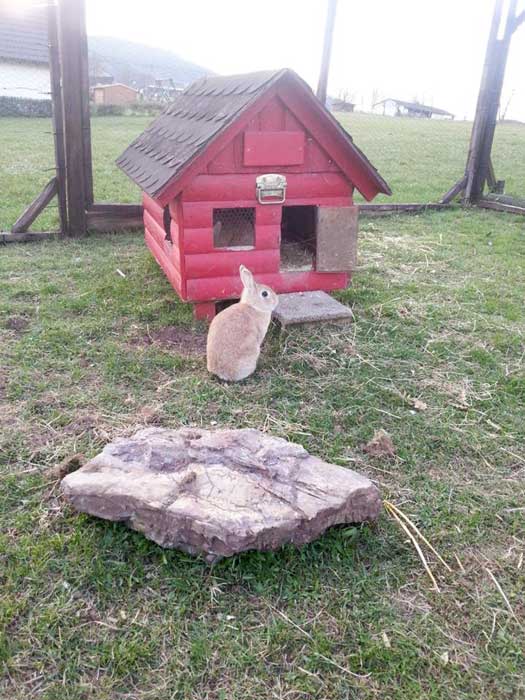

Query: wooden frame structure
2,0,523,245
443,0,525,214
2,0,142,243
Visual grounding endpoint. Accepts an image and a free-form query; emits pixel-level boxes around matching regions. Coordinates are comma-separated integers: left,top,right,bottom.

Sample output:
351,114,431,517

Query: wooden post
47,0,67,235
317,0,337,106
464,0,517,203
56,0,92,236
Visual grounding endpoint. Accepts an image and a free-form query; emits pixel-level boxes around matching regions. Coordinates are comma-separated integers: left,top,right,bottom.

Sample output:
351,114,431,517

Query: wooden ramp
273,291,354,327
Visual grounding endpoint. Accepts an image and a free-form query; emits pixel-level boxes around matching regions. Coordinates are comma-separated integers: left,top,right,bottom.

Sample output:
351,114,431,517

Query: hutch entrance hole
280,205,317,271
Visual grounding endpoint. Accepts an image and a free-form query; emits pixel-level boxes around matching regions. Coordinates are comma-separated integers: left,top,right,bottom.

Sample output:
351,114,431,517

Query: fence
0,3,59,234
1,0,524,242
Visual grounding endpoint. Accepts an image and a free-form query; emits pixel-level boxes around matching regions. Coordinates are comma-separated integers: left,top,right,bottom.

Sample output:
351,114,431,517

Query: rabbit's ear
240,265,254,290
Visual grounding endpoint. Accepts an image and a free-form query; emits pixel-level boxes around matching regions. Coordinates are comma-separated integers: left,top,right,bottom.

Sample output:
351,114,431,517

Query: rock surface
273,291,354,326
61,427,381,561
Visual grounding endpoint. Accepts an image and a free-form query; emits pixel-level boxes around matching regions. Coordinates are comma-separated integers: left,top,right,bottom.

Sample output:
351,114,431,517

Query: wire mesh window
213,207,255,249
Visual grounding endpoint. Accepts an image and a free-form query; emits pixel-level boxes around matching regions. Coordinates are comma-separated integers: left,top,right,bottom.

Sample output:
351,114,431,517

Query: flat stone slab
273,291,354,326
61,427,381,561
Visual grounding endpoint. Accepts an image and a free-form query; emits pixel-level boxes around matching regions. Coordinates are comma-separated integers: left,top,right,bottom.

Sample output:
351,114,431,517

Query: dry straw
383,500,452,592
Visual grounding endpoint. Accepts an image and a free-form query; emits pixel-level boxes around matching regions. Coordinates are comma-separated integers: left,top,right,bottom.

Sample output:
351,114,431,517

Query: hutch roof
117,69,391,203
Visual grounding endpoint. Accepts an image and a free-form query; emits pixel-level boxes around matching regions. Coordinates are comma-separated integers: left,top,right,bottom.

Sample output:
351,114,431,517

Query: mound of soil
143,326,207,356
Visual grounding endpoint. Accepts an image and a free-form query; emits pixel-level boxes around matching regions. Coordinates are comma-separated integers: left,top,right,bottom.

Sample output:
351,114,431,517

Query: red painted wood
145,228,182,295
186,270,348,302
256,205,282,225
185,249,279,280
284,108,302,131
258,98,285,131
243,131,305,167
285,195,353,207
185,249,280,283
181,201,212,228
172,197,186,298
277,79,384,201
143,193,165,227
169,219,181,248
183,227,213,254
183,173,350,202
207,139,237,174
144,210,181,275
256,224,281,249
183,223,279,254
157,85,280,206
193,302,217,320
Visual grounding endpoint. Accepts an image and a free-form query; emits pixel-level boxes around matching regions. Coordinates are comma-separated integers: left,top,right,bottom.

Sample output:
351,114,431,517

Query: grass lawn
2,113,524,231
1,115,525,699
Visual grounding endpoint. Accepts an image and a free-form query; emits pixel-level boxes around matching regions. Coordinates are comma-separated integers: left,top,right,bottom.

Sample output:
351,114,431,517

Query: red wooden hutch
117,69,390,319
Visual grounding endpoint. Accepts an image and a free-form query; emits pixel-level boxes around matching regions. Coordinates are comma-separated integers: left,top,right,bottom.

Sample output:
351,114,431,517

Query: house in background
330,97,355,113
89,70,114,87
142,78,184,103
92,83,139,106
373,98,454,119
0,5,50,102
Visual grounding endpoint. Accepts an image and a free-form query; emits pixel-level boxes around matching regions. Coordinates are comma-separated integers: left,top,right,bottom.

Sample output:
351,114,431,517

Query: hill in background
88,36,212,89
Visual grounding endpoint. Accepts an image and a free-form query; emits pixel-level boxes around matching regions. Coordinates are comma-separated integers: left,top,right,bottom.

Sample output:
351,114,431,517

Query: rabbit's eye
261,290,269,298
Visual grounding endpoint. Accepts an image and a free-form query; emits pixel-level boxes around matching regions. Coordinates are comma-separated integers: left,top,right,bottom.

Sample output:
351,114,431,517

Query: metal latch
256,173,287,204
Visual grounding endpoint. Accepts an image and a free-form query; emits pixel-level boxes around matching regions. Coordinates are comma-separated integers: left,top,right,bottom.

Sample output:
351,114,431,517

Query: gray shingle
0,6,48,65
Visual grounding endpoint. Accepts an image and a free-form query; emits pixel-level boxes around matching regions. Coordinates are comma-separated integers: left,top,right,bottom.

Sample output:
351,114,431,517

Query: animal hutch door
316,207,358,272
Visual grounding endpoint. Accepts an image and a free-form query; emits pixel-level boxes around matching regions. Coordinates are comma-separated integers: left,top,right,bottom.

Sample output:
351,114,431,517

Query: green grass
1,115,525,699
2,113,524,231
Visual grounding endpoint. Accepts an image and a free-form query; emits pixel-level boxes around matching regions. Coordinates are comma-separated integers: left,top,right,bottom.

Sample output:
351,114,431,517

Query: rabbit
207,265,279,381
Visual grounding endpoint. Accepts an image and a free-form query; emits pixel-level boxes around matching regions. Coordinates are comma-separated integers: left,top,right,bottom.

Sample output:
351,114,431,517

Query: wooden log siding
186,271,348,303
144,228,182,293
181,173,352,203
185,250,280,280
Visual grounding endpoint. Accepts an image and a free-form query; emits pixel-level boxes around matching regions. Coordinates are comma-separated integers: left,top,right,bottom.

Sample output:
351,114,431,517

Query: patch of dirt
4,315,30,333
363,429,396,459
135,405,163,425
142,326,207,356
63,415,97,435
47,453,85,480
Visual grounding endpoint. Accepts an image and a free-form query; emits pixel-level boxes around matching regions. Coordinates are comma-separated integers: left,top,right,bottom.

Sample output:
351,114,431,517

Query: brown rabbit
207,265,279,381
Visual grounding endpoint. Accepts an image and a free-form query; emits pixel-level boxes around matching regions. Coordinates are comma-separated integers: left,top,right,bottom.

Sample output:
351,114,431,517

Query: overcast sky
84,0,521,120
4,0,524,118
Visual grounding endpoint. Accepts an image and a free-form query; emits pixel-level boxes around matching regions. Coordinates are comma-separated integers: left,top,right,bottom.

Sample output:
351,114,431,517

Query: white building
0,6,50,102
373,98,454,120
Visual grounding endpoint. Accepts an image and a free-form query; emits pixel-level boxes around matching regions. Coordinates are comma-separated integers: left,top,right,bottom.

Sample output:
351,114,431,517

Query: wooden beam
79,0,93,206
464,0,517,203
11,178,58,233
359,203,451,216
86,203,143,232
464,0,504,203
477,199,525,215
316,0,337,105
47,1,67,235
1,231,56,244
440,175,467,204
484,192,525,207
57,0,89,236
